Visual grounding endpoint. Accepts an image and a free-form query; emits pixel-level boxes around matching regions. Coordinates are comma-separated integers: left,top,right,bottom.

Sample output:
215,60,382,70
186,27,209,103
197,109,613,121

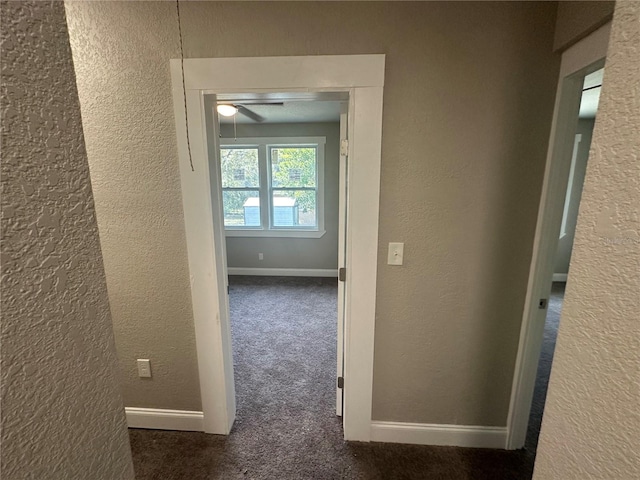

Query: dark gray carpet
128,276,564,479
525,281,565,452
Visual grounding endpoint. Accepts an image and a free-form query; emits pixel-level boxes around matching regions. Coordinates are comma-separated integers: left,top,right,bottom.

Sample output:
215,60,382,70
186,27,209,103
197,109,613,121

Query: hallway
129,277,536,479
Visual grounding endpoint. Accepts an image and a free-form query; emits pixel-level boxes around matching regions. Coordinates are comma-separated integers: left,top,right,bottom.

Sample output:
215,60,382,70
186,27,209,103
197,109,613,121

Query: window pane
270,147,316,188
221,148,259,188
272,190,316,227
223,190,261,227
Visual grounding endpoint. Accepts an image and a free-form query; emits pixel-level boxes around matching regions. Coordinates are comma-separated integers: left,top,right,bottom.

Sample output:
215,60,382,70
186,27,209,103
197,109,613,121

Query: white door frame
170,55,385,441
505,24,610,450
336,104,348,417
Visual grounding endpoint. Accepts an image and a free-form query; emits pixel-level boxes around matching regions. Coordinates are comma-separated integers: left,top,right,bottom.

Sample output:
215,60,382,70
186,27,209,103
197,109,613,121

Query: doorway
170,54,385,441
506,24,610,450
215,95,346,431
525,67,603,452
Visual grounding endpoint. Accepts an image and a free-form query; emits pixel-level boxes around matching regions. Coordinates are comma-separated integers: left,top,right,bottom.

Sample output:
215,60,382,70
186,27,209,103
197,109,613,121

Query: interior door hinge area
340,139,349,156
337,376,344,389
338,267,346,282
538,298,548,309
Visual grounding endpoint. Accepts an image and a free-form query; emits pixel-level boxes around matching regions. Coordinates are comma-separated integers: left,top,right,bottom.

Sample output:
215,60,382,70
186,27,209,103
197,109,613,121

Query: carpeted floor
525,281,565,452
129,277,565,479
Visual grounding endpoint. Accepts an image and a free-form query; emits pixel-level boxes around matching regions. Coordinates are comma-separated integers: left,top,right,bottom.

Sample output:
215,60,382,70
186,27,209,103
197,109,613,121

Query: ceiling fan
217,102,284,123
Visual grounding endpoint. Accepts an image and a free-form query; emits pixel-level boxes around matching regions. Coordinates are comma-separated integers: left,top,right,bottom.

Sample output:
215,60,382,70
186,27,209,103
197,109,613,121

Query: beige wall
534,1,640,478
65,1,560,426
554,1,614,52
554,118,595,275
221,122,340,271
0,1,134,477
65,2,202,410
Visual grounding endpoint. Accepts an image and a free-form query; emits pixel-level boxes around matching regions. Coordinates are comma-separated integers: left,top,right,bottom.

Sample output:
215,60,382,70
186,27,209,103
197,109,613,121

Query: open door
505,23,610,449
336,102,348,416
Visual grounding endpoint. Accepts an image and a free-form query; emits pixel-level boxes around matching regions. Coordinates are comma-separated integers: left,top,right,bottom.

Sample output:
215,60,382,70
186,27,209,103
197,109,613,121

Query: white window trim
220,136,326,238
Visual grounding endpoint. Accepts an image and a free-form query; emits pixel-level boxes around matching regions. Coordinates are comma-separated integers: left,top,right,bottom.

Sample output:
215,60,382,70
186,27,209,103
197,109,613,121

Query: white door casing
336,103,349,417
505,24,610,450
170,55,385,441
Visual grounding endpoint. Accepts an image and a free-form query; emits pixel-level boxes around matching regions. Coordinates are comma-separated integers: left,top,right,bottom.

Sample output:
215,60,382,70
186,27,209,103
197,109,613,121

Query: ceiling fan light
217,104,238,117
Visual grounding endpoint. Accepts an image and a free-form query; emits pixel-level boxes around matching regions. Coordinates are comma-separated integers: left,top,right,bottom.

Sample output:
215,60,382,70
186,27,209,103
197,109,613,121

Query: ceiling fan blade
235,102,284,107
236,105,265,123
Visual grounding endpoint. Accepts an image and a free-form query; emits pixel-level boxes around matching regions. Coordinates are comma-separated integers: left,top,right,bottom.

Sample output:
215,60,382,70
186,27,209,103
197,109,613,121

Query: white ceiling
219,100,342,124
579,68,603,119
217,93,346,125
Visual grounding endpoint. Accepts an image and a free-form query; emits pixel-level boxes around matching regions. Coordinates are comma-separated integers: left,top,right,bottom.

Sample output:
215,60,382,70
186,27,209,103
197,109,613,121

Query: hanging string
176,0,194,172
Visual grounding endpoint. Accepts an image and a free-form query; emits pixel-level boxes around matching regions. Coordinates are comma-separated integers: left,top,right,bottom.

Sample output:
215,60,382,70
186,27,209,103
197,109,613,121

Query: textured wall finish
221,122,340,271
65,1,560,426
65,1,201,411
0,1,134,478
534,2,640,478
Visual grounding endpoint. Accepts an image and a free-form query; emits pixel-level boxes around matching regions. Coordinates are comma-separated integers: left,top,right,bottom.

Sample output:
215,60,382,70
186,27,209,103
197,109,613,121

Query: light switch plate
137,359,152,378
387,242,404,265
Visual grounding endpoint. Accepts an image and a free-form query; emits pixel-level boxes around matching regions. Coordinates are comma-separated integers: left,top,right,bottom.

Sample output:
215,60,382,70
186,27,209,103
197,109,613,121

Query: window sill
225,229,326,239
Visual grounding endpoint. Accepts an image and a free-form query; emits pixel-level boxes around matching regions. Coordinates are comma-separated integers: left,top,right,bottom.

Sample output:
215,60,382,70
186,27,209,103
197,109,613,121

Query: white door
336,103,348,416
505,23,610,449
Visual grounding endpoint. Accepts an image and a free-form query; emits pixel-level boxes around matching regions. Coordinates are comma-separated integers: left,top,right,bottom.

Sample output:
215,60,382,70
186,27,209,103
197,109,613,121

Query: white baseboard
552,273,568,282
125,407,204,432
227,267,338,277
370,421,508,449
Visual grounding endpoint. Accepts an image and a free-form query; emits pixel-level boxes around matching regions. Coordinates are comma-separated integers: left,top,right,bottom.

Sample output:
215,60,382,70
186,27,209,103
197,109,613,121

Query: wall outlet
258,253,264,260
137,359,152,378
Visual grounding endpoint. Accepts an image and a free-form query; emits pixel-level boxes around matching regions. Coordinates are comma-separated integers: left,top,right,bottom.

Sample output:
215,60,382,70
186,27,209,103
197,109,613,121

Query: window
220,137,325,237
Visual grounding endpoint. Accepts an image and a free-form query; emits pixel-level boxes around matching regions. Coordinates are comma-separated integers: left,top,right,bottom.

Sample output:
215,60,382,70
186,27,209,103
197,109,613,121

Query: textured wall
534,2,640,478
554,119,595,275
64,2,201,410
0,1,134,478
554,1,614,52
221,122,340,271
65,1,560,426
